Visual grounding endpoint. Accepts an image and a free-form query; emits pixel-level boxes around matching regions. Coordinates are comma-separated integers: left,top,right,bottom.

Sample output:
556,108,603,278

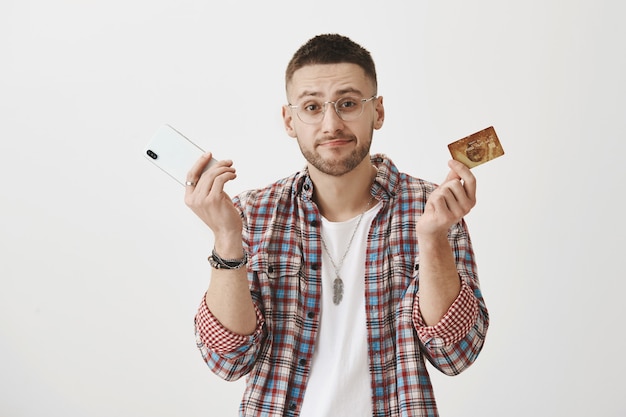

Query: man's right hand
184,153,243,252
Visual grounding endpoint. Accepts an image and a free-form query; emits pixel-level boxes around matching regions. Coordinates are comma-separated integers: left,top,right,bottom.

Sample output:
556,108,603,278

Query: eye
301,101,322,113
337,97,359,111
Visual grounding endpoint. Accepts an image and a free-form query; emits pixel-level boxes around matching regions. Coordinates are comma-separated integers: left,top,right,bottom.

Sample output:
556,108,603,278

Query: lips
317,136,355,147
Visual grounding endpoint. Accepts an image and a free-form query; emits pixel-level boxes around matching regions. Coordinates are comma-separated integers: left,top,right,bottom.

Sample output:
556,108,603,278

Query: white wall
1,1,624,416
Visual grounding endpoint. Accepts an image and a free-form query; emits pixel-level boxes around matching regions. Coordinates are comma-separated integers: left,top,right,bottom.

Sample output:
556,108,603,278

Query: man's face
283,63,384,177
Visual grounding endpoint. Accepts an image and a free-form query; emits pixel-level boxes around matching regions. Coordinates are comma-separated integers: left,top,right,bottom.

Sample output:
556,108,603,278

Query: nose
320,101,344,133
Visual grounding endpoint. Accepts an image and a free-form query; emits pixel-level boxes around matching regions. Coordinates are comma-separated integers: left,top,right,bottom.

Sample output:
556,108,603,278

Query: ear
282,105,298,138
373,96,385,130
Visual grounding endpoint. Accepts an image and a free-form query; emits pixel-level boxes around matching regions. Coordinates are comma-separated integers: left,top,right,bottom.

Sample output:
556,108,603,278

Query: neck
309,156,377,222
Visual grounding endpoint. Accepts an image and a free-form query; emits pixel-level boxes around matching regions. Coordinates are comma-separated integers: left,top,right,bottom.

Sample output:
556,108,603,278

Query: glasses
288,95,377,124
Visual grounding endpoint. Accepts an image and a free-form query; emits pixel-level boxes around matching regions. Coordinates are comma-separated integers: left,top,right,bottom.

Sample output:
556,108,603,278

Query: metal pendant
333,276,344,305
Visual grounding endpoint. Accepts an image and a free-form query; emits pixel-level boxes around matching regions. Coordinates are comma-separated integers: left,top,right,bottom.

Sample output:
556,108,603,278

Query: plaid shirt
195,154,489,417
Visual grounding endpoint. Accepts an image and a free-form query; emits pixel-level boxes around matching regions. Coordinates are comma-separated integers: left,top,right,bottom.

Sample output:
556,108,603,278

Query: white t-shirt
300,202,382,417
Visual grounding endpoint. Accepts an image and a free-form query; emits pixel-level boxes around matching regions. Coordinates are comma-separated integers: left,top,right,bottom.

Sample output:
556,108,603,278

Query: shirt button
307,311,314,319
299,358,306,366
289,403,297,411
310,219,319,227
303,184,310,191
268,266,274,273
311,263,320,271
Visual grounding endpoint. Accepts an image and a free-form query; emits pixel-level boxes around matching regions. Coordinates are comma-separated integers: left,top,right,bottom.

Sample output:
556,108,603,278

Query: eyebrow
295,87,364,101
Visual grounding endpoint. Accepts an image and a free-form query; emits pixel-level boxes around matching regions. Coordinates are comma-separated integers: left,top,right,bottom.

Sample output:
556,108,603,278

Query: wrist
213,234,244,259
209,248,248,270
416,229,449,244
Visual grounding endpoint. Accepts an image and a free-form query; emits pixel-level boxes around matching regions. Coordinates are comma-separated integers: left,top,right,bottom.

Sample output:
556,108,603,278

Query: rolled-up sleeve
413,282,479,348
194,295,265,381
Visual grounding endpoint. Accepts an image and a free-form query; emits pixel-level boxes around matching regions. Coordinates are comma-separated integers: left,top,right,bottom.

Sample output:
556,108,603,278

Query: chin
312,151,369,177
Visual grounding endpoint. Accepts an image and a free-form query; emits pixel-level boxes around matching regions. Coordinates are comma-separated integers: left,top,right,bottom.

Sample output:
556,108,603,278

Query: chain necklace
320,195,374,305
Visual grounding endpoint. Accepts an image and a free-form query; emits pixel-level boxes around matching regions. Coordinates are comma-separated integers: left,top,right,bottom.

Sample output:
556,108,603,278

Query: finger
187,158,233,191
184,166,236,211
433,172,473,212
447,159,476,201
426,191,464,229
443,167,461,183
194,160,235,192
207,170,237,199
441,187,469,219
186,152,216,185
185,156,233,202
447,159,473,182
185,154,211,201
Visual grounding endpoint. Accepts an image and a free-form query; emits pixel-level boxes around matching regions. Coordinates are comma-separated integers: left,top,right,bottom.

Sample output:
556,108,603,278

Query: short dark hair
285,34,377,93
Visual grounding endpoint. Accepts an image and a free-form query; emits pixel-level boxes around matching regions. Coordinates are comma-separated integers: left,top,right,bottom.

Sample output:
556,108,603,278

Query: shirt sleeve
194,293,265,356
413,282,479,348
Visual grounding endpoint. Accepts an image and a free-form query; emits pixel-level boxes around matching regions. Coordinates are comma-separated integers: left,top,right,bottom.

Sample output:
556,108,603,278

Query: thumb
443,166,461,184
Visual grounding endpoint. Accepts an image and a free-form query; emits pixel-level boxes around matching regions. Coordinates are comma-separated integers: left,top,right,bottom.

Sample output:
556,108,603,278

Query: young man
185,34,489,417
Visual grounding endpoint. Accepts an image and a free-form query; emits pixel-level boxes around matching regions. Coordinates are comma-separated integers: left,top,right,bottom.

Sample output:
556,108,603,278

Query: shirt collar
293,153,400,202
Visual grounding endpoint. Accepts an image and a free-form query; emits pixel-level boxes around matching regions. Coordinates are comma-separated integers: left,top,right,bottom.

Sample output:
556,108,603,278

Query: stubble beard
298,132,373,177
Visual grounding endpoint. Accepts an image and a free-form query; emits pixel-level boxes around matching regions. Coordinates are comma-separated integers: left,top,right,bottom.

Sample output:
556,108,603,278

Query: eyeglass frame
287,95,378,124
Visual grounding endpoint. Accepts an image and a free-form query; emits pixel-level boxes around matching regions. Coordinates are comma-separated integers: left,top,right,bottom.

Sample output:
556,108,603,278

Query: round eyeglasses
288,95,377,124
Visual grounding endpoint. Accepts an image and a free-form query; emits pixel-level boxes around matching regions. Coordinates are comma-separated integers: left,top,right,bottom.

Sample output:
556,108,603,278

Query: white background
2,1,625,416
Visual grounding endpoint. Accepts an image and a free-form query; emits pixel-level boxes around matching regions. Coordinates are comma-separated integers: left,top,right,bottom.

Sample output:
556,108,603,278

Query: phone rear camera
146,149,158,160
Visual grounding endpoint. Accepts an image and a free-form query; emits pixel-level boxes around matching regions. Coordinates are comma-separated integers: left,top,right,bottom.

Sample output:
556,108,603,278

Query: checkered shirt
195,154,489,417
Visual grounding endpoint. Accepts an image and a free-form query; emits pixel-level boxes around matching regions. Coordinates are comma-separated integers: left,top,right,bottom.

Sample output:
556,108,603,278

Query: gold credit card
448,126,504,168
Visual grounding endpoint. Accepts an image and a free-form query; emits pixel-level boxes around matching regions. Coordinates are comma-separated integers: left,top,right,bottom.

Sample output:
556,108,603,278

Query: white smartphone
143,124,218,186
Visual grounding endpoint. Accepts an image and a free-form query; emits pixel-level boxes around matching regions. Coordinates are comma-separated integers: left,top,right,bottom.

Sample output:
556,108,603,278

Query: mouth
317,136,354,148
